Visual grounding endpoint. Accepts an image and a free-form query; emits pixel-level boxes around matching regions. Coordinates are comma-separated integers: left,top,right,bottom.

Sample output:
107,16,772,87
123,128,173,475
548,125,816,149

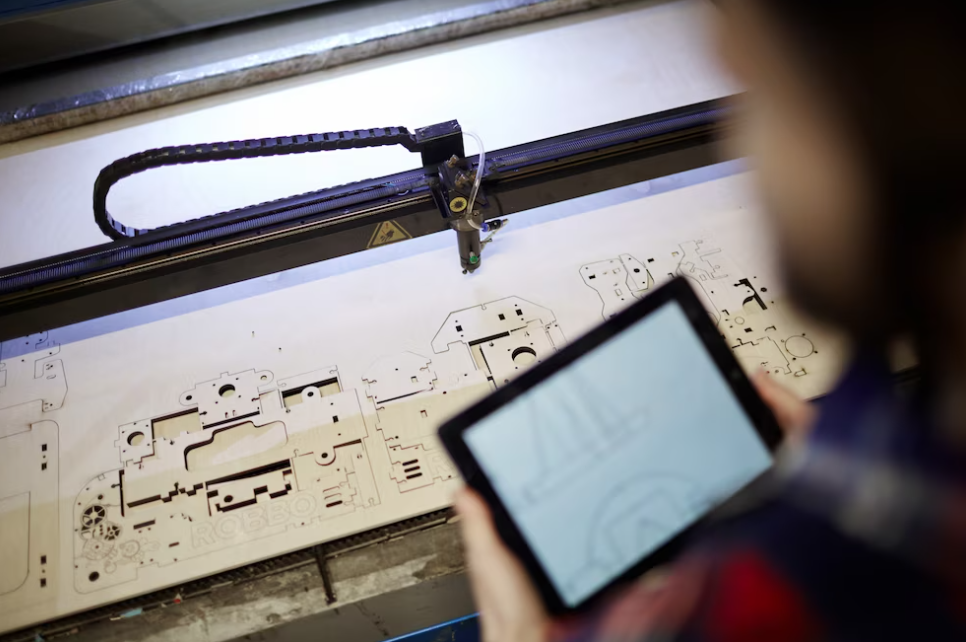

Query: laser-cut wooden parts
582,240,826,386
365,353,489,493
580,254,651,319
0,333,66,438
0,421,59,620
732,336,792,375
363,353,437,405
75,367,377,593
367,298,568,495
432,297,566,386
73,296,569,594
179,369,273,429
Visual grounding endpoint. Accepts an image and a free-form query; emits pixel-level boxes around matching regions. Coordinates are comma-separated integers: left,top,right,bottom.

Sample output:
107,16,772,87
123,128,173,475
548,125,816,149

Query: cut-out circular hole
89,572,99,582
186,395,193,401
784,335,815,358
219,385,236,398
307,391,315,397
127,432,145,446
511,347,538,366
224,495,234,503
321,453,329,459
260,375,268,381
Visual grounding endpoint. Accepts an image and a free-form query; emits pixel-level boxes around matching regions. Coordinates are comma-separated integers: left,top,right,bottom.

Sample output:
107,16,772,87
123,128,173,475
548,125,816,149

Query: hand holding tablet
439,277,783,614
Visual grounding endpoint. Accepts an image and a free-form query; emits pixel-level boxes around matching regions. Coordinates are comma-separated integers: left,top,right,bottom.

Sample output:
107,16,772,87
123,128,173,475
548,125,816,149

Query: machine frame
0,99,732,342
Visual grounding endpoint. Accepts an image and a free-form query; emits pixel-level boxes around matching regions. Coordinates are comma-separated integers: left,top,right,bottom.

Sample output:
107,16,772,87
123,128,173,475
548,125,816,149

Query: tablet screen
463,299,773,607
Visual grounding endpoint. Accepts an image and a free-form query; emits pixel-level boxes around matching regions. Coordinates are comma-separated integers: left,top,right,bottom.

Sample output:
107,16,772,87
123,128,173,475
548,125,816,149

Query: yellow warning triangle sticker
367,220,412,248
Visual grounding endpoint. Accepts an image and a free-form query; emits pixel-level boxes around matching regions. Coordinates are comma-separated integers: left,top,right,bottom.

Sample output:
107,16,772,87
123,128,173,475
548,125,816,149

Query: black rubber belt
93,126,421,240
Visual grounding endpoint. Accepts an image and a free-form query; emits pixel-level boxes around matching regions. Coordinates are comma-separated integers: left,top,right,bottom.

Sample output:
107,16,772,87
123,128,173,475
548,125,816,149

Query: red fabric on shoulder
705,550,822,642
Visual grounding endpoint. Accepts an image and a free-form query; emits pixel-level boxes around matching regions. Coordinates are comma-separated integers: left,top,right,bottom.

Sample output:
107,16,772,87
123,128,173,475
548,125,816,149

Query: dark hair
747,2,966,378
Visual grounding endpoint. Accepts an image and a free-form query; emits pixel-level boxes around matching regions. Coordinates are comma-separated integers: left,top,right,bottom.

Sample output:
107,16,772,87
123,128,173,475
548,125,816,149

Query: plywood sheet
0,169,845,633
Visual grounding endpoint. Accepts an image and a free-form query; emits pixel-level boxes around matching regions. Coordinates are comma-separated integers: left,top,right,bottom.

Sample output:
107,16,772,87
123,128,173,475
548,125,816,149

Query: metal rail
0,99,732,340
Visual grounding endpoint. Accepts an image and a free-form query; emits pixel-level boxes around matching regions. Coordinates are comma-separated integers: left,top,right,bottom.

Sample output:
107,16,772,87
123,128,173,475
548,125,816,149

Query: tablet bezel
438,276,784,615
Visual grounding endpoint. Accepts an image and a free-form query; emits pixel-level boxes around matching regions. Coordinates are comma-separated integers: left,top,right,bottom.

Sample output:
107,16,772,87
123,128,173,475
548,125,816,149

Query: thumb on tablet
752,370,815,444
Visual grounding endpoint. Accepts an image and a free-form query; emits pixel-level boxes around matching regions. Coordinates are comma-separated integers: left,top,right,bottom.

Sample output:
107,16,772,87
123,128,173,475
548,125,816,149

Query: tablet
438,276,783,614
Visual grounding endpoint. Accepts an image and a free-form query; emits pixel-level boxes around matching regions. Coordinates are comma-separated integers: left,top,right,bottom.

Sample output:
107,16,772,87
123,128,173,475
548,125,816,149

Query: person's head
713,1,966,365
